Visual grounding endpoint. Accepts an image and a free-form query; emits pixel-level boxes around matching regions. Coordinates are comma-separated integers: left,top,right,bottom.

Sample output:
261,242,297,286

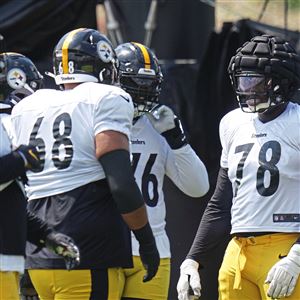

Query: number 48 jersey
11,82,133,200
220,102,300,234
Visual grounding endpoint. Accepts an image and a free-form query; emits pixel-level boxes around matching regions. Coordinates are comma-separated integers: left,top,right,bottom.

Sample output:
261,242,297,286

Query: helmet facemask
119,71,162,118
234,72,287,113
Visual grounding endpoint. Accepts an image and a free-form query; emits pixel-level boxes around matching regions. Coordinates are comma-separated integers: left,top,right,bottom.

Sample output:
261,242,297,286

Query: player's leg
0,271,20,300
29,268,125,300
257,233,300,300
218,238,261,300
122,256,170,300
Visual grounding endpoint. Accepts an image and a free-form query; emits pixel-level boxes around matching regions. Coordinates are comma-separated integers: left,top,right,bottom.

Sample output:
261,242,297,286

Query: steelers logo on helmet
7,68,27,89
97,41,114,63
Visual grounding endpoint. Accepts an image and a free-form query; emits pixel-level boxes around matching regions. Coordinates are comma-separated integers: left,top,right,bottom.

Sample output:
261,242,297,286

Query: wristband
162,117,187,149
132,222,155,245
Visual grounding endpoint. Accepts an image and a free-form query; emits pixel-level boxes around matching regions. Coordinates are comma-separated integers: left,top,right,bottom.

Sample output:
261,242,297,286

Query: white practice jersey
0,113,14,191
0,114,12,157
131,115,209,258
220,102,300,234
11,82,133,200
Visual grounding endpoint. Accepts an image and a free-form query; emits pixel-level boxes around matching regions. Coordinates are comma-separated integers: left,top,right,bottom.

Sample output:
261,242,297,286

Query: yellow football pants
219,233,300,300
29,268,125,300
122,256,170,300
0,271,19,300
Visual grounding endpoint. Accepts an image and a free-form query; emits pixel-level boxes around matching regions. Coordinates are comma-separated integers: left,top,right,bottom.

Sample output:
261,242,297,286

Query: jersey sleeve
186,167,232,263
93,91,134,139
165,144,209,198
219,114,230,169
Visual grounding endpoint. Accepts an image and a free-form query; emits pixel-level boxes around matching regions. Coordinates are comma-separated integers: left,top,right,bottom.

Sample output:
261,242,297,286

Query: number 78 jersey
220,103,300,234
10,82,133,200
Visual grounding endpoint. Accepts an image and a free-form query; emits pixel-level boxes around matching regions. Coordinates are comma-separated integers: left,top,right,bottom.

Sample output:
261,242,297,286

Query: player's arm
265,241,300,298
96,130,159,282
146,104,209,197
26,210,80,270
165,145,209,197
177,167,232,300
0,144,40,184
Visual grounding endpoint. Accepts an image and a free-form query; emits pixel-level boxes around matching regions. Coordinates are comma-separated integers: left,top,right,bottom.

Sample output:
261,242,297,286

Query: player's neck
258,102,288,123
64,83,81,90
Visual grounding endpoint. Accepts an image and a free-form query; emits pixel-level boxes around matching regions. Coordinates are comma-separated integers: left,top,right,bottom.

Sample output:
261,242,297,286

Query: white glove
265,244,300,299
145,105,176,133
177,259,201,300
146,105,187,149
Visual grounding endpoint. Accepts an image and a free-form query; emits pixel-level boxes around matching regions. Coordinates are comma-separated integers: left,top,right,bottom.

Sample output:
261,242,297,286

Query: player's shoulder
76,82,132,103
12,88,57,115
220,107,248,129
285,102,300,120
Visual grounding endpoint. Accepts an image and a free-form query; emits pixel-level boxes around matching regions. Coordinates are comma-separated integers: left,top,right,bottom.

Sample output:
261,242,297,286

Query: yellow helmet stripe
62,28,85,74
133,42,151,69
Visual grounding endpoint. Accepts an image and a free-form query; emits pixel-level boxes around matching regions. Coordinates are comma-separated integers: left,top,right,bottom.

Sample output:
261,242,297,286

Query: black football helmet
53,28,118,85
115,42,163,117
0,52,43,106
228,35,300,113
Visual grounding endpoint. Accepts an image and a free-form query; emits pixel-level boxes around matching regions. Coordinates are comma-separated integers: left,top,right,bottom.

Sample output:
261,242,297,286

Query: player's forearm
186,167,232,263
0,151,25,184
26,210,53,246
99,149,157,246
99,149,150,226
121,205,148,230
167,144,209,197
187,207,231,263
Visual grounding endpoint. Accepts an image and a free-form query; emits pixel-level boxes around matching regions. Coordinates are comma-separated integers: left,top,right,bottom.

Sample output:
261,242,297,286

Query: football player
10,28,159,300
0,52,80,300
115,42,209,300
177,34,300,300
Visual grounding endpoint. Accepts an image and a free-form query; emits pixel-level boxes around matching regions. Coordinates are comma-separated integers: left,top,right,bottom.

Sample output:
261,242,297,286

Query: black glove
139,239,160,282
20,270,39,300
44,232,80,270
15,145,40,172
133,223,160,282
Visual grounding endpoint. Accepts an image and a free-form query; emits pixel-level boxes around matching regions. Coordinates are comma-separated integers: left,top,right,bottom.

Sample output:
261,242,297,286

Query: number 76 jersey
220,102,300,234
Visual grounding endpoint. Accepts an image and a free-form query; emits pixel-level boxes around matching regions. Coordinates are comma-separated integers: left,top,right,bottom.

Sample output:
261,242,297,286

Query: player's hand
139,239,160,282
145,104,176,133
15,144,40,171
177,259,201,300
265,244,300,298
146,105,187,149
45,232,80,270
20,270,39,300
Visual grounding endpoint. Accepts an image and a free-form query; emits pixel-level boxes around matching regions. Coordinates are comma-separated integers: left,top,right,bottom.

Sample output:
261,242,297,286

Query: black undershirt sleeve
99,149,145,214
186,167,232,263
26,210,53,247
0,151,26,184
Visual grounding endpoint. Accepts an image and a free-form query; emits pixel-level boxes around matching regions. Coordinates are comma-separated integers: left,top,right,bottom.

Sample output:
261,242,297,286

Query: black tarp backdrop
1,1,300,299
